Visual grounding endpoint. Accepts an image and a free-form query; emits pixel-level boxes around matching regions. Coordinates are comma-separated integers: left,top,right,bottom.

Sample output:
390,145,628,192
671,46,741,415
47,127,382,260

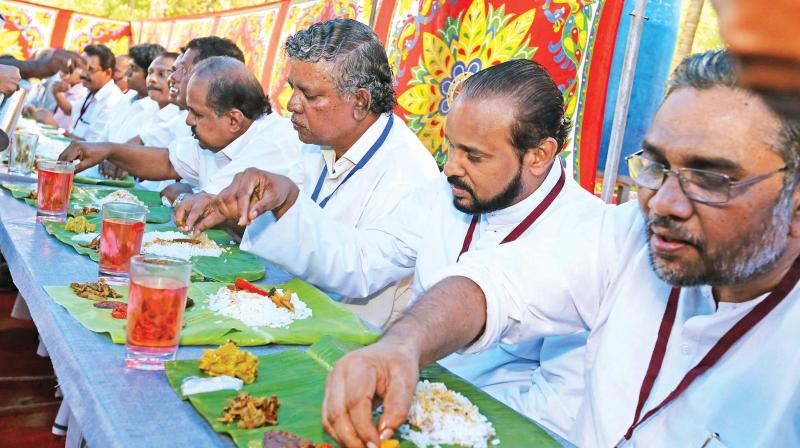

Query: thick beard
450,167,523,214
647,187,793,286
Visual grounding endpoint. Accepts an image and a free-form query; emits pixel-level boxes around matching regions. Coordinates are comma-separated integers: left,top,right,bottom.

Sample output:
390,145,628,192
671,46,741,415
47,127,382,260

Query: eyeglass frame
625,149,789,204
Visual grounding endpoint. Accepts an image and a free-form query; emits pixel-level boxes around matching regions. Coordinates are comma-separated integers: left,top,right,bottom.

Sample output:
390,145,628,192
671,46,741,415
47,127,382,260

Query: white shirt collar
321,113,391,178
219,113,273,161
483,160,563,228
156,103,180,121
94,79,122,102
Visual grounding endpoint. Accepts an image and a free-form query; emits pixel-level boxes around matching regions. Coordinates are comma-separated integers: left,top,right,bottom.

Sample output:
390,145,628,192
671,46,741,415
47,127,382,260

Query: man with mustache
59,56,303,202
175,18,439,328
61,44,126,142
322,50,800,447
183,58,604,441
113,54,132,96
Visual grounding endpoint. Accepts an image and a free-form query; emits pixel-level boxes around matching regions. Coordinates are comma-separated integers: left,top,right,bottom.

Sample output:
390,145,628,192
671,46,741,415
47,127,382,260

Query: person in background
60,44,124,141
114,54,132,97
0,47,82,80
59,56,304,205
23,49,58,111
321,50,800,448
46,66,88,130
175,18,440,327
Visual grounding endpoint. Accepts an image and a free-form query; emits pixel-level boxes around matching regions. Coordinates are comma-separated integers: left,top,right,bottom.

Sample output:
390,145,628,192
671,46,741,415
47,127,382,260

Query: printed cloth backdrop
0,0,623,189
0,0,130,58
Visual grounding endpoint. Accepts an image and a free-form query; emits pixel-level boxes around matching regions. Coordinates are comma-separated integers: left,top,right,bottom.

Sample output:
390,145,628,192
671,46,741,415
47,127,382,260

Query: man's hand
173,192,226,233
0,64,21,95
33,49,83,79
51,80,70,94
58,141,110,173
31,108,57,127
212,168,300,227
99,160,128,180
322,341,420,448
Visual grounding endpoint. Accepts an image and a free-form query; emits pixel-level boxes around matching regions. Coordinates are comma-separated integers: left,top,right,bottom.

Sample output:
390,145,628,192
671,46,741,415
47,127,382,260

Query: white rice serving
141,231,223,259
71,232,99,243
399,381,497,448
96,189,145,207
207,286,312,328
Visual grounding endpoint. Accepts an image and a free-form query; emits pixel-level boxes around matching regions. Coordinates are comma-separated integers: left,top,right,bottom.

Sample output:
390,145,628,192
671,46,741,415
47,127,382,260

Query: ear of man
351,87,372,121
521,136,559,177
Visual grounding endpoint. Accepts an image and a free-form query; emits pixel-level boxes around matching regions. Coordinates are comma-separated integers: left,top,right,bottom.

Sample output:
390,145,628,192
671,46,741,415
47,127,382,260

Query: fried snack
78,235,100,250
262,430,315,448
73,206,99,216
26,189,37,200
65,216,96,234
198,341,259,384
217,391,279,429
70,279,122,300
380,441,400,448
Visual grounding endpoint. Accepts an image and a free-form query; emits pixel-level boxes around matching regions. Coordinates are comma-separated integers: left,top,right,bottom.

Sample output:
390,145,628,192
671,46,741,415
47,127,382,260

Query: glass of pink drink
125,255,192,370
36,160,75,221
98,202,147,279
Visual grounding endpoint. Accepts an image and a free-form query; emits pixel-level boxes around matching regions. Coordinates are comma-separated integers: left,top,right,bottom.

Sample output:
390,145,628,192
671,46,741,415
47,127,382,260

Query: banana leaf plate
1,183,170,223
42,280,378,346
164,336,560,448
41,218,265,282
73,174,135,188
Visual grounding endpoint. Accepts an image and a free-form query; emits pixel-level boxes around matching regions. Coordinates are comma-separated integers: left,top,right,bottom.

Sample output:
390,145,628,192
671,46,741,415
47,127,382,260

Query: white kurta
243,113,440,325
69,80,125,142
102,96,159,143
241,161,604,437
134,104,182,192
445,201,800,447
167,112,304,193
139,109,190,147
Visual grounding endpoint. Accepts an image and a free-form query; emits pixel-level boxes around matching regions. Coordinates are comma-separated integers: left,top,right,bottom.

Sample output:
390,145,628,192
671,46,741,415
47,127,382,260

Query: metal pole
601,0,648,203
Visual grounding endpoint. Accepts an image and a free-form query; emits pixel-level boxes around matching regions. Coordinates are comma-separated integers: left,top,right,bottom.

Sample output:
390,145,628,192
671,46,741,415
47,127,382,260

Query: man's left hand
173,192,226,233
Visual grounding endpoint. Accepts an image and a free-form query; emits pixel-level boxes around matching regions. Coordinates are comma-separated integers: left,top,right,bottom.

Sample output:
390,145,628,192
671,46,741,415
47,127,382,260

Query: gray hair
191,56,271,120
667,50,800,183
284,18,395,114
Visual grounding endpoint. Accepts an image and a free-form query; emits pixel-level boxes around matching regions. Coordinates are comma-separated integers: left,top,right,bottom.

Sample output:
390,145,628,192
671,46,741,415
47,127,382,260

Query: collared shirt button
680,344,691,355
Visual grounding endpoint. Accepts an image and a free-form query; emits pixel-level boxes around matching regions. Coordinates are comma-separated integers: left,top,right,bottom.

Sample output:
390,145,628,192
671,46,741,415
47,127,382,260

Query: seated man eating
58,56,304,205
321,50,800,447
180,59,604,440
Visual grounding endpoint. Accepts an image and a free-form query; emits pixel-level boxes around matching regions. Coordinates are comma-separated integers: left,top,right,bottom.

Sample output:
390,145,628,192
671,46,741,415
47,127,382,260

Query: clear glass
125,255,192,370
36,160,75,221
9,131,38,175
98,202,147,278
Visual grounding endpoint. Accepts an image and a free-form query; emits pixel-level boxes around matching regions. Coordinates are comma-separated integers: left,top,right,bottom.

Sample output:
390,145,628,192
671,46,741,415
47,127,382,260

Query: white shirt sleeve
167,137,202,187
436,201,645,354
240,190,427,298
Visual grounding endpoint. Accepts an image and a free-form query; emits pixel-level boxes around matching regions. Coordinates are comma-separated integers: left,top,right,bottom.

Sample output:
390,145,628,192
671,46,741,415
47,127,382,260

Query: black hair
458,59,571,157
83,44,116,71
129,43,166,71
184,36,245,64
285,18,395,114
192,56,271,119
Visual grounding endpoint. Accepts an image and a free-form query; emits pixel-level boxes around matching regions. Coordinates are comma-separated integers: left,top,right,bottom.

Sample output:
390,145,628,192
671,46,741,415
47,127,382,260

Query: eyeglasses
626,150,788,204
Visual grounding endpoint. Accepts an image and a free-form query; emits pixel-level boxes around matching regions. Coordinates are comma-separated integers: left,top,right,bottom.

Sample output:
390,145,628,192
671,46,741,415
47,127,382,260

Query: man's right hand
322,340,420,447
210,168,299,228
58,142,110,173
51,80,70,94
34,49,83,79
0,64,21,95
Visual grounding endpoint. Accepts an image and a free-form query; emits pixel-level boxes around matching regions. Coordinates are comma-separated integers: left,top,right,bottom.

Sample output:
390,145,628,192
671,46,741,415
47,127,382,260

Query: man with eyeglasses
321,49,800,447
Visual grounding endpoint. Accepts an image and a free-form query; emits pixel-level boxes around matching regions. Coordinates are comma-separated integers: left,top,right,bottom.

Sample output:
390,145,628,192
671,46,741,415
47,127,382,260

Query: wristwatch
171,193,189,208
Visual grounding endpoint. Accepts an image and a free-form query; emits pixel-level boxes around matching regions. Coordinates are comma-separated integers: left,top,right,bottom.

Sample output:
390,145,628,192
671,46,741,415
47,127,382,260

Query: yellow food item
380,440,400,448
65,216,96,234
198,341,259,384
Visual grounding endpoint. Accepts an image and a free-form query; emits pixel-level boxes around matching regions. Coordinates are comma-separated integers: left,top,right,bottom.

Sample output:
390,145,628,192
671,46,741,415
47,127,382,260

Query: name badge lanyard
310,114,394,209
76,92,96,125
458,166,566,260
618,255,800,445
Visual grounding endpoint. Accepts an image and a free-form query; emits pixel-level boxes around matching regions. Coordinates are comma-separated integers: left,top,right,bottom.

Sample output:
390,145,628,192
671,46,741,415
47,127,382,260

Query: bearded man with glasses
321,49,800,447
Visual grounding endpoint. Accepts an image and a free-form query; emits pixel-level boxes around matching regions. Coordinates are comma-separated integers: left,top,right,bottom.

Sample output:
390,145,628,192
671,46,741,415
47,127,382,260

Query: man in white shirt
182,59,602,439
174,19,439,326
63,45,125,142
59,56,303,201
321,50,800,448
113,54,132,96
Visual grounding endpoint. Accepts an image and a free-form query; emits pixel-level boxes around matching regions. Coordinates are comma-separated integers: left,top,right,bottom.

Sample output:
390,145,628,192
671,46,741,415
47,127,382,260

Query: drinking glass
98,202,147,278
36,160,74,221
125,255,192,370
9,130,37,174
